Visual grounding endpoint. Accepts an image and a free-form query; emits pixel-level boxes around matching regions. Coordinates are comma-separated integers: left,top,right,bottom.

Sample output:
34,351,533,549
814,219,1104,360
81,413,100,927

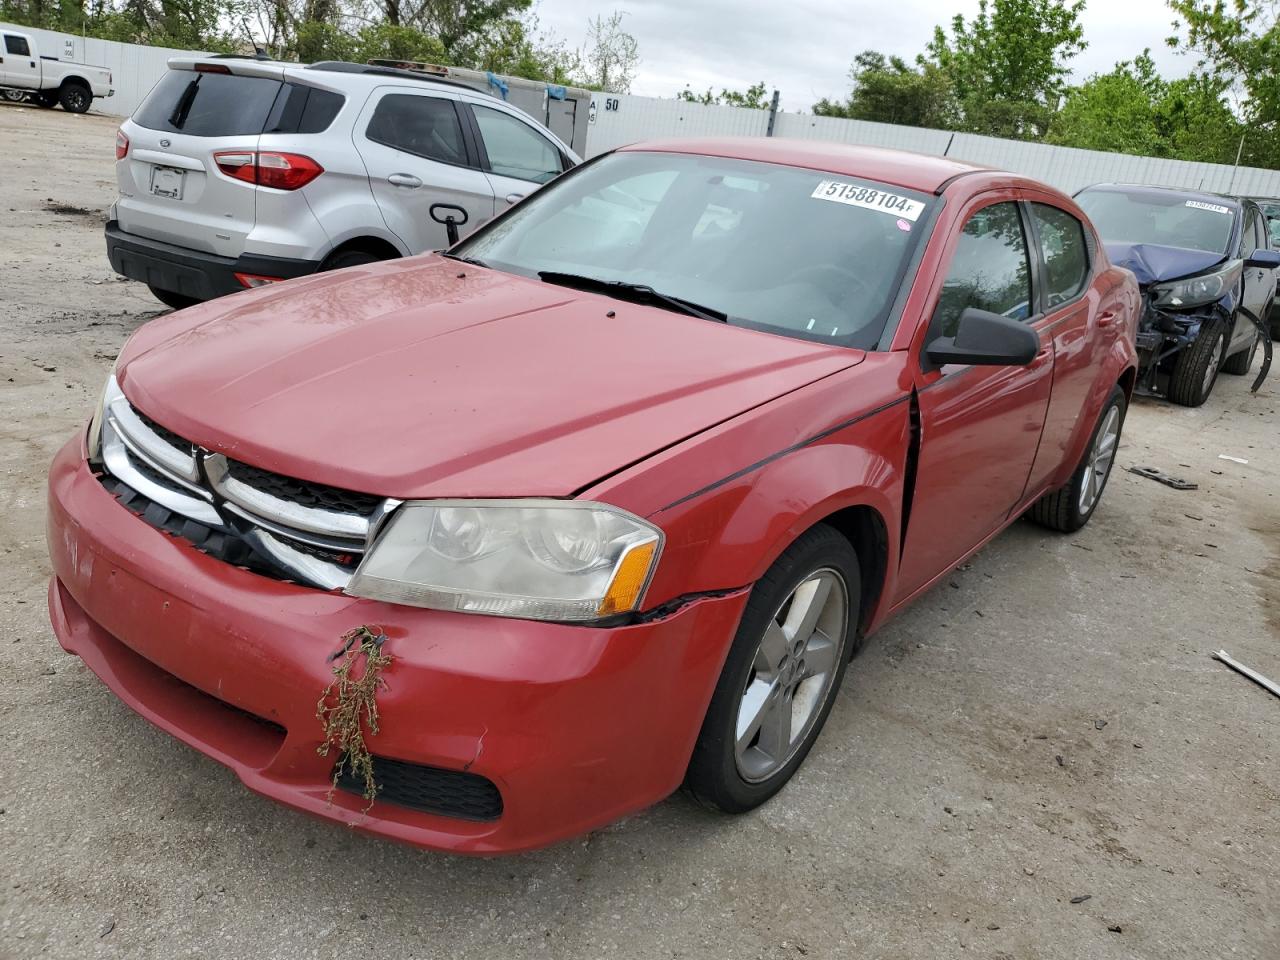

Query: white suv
106,57,580,309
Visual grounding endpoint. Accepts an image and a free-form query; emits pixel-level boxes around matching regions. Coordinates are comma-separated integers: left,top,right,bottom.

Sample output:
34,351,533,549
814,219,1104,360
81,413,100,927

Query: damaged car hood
1104,242,1226,287
116,256,862,499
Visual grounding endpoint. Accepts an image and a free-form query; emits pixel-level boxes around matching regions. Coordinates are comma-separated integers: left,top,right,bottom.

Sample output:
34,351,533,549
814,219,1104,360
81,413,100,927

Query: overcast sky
532,0,1192,110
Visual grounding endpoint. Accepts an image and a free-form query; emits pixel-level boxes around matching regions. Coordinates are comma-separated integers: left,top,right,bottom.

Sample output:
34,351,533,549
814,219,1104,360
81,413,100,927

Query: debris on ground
1127,466,1197,490
1212,650,1280,699
1070,895,1092,905
1217,455,1248,464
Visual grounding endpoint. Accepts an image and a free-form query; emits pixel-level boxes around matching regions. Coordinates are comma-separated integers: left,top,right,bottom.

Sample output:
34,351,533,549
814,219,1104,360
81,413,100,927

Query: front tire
685,524,859,814
1028,385,1126,533
58,82,91,114
1168,319,1226,406
147,284,201,311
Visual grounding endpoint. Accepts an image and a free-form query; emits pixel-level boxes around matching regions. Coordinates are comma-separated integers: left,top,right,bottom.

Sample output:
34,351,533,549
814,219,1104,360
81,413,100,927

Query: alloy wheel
734,569,848,783
1079,404,1120,514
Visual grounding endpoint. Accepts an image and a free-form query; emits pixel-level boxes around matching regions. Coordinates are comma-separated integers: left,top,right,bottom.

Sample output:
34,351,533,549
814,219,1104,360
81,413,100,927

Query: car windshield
453,151,933,349
1076,188,1236,255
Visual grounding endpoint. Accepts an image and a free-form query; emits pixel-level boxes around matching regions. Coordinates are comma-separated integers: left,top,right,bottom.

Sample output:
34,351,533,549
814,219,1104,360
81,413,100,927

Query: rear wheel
1168,320,1226,407
147,285,200,311
58,82,91,114
1028,385,1126,533
320,249,385,272
1222,332,1258,376
685,524,858,813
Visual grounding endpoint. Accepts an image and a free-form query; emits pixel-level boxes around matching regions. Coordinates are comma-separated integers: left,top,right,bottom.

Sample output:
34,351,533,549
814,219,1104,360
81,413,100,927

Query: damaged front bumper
1135,299,1272,396
45,435,751,854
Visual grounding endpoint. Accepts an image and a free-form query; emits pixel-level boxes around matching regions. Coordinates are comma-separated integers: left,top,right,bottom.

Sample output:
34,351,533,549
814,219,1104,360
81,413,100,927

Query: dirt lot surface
1,104,1277,960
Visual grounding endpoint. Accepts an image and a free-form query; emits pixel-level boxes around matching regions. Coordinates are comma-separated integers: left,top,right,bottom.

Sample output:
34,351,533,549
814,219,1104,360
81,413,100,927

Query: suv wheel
321,250,384,272
1168,319,1226,407
58,82,91,114
685,524,858,813
148,285,200,311
1028,385,1126,533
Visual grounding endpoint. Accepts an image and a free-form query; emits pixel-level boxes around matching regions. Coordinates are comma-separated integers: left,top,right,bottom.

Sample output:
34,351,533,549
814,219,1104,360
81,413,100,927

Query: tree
924,0,1087,139
579,10,639,93
1167,0,1280,166
812,50,954,128
1049,50,1242,162
678,81,771,109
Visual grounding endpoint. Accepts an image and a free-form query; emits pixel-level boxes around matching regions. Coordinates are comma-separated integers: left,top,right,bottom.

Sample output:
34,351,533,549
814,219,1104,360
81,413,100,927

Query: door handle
505,192,525,204
387,173,422,188
1096,310,1118,328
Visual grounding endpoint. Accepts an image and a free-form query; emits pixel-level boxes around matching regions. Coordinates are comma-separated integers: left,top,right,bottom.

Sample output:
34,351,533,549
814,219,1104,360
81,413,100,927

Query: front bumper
46,436,749,854
105,220,318,302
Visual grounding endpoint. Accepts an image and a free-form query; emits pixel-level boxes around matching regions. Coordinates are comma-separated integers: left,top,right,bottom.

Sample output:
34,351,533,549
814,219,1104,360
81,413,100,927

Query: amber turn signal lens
597,540,659,617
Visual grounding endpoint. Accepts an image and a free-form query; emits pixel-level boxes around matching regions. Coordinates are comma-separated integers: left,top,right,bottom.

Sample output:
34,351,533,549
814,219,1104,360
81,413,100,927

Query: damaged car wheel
1028,385,1126,533
1168,320,1226,406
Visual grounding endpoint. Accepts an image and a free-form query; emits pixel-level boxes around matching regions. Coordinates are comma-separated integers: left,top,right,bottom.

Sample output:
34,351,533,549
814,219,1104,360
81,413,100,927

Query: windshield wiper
538,271,729,323
168,76,200,130
440,252,492,268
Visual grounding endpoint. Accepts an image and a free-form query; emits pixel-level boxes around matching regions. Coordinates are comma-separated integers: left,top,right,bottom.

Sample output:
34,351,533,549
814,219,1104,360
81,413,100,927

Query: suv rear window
134,70,282,137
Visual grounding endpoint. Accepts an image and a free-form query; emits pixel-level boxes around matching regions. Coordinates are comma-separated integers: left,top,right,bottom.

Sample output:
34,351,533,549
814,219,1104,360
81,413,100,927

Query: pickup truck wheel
1221,332,1258,376
1168,320,1226,406
2,90,27,103
685,524,858,813
1028,385,1126,533
58,82,91,114
147,285,200,311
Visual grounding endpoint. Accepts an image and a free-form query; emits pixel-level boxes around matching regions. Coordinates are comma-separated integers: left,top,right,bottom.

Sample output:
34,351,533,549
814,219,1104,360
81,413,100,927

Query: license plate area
149,165,185,200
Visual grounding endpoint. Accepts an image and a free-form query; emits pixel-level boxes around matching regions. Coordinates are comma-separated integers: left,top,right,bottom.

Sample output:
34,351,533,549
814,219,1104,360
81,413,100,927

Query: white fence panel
585,92,769,156
773,112,953,156
0,21,198,118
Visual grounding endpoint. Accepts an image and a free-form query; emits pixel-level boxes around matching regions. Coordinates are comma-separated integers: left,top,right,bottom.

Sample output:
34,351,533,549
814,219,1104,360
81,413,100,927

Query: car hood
1104,242,1226,287
118,256,863,499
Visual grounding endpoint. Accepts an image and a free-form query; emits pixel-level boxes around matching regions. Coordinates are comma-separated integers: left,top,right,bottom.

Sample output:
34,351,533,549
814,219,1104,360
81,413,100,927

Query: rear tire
1028,385,1126,533
147,285,200,311
685,524,859,814
320,249,385,272
58,82,91,114
1221,332,1258,376
1168,319,1226,407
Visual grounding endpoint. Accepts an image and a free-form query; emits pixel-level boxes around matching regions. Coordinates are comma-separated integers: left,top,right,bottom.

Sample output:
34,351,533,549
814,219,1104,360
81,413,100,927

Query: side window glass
366,94,467,167
1241,207,1260,257
933,202,1032,338
5,35,31,56
1031,203,1089,307
473,105,563,184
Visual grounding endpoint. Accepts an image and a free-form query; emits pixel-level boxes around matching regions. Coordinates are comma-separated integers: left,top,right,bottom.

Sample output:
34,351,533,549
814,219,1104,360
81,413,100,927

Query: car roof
1080,182,1243,211
167,57,501,100
618,138,994,194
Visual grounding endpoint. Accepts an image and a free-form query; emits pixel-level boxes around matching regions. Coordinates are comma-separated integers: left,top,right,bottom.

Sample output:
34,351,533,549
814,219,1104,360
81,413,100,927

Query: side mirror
925,307,1040,369
429,203,469,246
1244,249,1280,269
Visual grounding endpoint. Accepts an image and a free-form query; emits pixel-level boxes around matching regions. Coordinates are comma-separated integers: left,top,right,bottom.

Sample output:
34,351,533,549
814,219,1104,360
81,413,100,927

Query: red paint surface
48,143,1139,853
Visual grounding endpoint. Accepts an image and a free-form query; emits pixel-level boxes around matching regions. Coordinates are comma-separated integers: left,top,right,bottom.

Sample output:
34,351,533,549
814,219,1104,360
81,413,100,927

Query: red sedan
47,139,1139,854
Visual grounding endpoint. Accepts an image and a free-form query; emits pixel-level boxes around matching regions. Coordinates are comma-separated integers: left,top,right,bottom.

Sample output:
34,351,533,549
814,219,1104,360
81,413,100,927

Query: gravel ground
1,104,1277,960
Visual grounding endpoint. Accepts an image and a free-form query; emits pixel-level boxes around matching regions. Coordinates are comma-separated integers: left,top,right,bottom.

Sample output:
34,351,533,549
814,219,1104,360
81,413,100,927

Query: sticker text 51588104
811,180,926,221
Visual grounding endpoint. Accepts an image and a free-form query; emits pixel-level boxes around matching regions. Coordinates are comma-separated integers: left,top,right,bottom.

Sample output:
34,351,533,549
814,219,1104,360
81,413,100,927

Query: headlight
345,500,664,622
1150,260,1242,309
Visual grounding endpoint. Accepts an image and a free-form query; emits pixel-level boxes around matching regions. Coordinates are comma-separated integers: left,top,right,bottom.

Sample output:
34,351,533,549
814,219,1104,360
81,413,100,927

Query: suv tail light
213,151,323,190
115,129,129,161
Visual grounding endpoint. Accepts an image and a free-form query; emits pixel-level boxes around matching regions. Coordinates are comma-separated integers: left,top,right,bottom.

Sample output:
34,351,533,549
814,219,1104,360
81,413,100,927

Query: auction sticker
1185,200,1231,215
811,180,926,221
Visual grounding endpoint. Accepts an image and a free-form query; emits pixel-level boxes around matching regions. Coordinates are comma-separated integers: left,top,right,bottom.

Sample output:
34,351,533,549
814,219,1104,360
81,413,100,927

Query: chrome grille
96,376,398,590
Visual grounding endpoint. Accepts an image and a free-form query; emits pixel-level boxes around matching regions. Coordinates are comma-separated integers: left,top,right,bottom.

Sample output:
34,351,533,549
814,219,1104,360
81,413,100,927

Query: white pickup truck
1,29,112,113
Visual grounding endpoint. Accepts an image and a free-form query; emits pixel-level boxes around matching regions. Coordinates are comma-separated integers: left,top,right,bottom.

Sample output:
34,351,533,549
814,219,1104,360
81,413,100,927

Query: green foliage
677,81,771,109
924,0,1087,138
812,51,953,127
1167,0,1280,167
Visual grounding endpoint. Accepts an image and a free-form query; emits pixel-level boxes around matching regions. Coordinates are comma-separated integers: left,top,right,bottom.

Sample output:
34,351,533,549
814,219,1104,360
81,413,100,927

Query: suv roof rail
305,60,498,98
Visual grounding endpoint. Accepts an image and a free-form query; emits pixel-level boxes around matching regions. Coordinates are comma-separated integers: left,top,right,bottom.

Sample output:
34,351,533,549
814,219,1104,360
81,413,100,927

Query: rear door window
365,94,468,167
472,105,563,184
933,202,1033,337
1030,203,1089,307
4,34,31,56
134,70,283,137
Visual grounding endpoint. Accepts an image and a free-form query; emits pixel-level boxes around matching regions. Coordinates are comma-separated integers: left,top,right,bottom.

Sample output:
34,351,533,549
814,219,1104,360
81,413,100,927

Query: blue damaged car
1077,184,1280,406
